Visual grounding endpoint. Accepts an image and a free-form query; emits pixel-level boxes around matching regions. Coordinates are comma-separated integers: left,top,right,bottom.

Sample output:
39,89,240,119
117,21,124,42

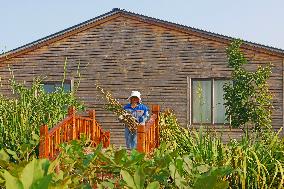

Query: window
191,79,230,124
42,81,72,93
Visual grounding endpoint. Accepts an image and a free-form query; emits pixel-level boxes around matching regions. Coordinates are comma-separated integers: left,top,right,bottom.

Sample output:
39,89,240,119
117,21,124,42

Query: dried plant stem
96,85,138,133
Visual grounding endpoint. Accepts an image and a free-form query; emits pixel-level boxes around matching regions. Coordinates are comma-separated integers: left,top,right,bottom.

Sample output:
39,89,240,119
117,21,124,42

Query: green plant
1,158,52,189
0,150,69,189
120,168,160,189
1,124,281,189
0,77,84,161
56,136,233,189
159,110,284,188
223,39,273,131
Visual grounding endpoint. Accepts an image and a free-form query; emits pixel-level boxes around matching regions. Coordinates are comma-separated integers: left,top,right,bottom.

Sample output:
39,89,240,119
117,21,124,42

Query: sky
1,0,284,52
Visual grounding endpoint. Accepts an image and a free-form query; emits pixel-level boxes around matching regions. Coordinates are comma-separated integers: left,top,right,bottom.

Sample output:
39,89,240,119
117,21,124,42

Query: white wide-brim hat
127,91,141,102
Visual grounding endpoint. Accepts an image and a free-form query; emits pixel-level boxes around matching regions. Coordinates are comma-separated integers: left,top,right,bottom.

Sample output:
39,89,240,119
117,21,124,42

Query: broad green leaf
98,181,114,189
6,149,18,161
2,170,23,189
123,155,144,168
193,175,216,189
114,149,126,164
146,181,160,189
81,183,92,189
20,158,50,189
0,177,4,184
134,167,145,189
0,149,10,162
30,175,52,189
48,158,60,174
193,175,229,189
213,181,229,189
169,162,187,189
196,164,210,174
52,170,64,182
121,169,136,189
210,166,234,177
183,156,192,175
175,158,184,173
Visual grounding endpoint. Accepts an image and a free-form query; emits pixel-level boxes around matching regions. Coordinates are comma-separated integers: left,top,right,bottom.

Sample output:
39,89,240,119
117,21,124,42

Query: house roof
1,8,284,62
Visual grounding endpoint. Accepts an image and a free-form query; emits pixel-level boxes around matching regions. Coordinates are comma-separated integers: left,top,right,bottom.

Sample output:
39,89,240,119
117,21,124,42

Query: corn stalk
0,77,84,161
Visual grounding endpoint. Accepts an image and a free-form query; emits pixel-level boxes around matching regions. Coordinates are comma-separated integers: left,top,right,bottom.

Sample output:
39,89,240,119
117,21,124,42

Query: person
122,91,149,149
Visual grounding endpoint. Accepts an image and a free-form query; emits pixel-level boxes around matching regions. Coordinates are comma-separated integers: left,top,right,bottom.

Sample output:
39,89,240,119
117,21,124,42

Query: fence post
103,131,110,148
137,125,145,153
39,124,49,159
152,105,160,147
89,109,96,145
68,106,76,140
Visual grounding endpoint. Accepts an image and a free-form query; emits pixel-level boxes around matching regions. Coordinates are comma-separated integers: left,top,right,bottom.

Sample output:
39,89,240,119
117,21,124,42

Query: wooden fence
137,105,160,154
39,106,110,160
39,104,160,160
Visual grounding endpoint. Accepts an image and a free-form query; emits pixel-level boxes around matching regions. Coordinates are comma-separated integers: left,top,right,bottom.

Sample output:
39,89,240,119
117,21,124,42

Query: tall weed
0,78,84,161
159,110,284,188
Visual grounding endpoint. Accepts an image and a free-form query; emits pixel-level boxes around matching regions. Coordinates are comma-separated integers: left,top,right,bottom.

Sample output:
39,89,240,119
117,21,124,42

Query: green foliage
1,158,52,189
0,152,70,189
120,168,160,189
54,134,235,188
224,39,273,131
57,138,165,188
0,78,84,161
159,110,284,188
193,166,231,189
226,39,248,69
1,124,283,189
159,109,191,153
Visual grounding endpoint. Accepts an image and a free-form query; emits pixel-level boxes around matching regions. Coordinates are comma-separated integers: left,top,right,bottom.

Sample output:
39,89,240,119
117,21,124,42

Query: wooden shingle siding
0,15,283,146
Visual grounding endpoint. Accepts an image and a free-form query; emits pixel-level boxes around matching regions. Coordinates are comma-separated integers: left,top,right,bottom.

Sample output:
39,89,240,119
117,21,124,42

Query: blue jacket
123,103,149,124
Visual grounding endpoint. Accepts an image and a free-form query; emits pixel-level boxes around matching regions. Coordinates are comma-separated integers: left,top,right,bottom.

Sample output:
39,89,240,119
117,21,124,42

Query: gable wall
0,16,283,145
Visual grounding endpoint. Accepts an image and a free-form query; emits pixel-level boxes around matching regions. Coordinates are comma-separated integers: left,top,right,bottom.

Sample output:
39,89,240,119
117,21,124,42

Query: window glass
62,83,71,92
214,80,229,123
42,82,71,93
43,84,56,93
192,80,212,123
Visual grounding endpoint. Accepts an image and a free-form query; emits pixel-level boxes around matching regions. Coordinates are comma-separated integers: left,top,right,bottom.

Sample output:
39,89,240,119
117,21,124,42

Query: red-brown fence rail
137,105,160,154
39,106,110,160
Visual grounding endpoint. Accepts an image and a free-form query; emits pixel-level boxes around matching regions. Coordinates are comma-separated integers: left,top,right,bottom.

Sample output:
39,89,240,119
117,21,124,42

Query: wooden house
1,8,284,146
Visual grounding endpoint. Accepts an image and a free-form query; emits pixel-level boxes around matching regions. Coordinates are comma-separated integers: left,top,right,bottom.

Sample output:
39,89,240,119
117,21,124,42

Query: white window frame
187,77,231,125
